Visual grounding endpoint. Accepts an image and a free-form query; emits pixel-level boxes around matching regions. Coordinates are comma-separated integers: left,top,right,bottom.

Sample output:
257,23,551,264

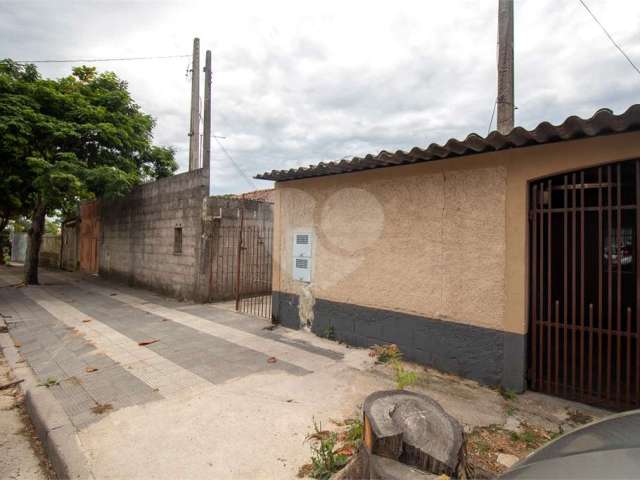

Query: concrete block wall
98,170,208,300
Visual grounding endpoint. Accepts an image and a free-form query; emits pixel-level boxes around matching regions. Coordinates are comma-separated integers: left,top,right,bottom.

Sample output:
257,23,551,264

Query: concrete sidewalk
0,266,387,479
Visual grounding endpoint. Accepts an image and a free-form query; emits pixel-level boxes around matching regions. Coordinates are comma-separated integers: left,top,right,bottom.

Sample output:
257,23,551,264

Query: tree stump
363,390,466,478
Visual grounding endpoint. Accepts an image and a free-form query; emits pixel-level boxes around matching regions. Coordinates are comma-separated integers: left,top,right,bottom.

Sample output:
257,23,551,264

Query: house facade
258,106,640,409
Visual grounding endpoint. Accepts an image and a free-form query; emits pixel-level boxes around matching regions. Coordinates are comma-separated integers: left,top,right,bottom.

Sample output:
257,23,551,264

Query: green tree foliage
0,60,178,282
0,61,39,236
45,218,61,236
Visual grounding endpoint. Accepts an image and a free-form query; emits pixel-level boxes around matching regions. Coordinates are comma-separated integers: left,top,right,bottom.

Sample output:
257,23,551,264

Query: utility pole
497,0,514,134
188,37,201,170
203,50,212,180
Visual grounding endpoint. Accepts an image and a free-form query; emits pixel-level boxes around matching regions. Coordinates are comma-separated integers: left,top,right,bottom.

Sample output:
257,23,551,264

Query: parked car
501,410,640,479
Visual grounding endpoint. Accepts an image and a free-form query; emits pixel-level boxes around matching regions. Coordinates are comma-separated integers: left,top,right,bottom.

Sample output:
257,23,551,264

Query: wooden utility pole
188,37,201,170
497,0,514,134
203,50,212,179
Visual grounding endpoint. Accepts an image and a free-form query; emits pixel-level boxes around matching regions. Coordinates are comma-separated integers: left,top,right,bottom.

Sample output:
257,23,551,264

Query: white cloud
3,0,640,194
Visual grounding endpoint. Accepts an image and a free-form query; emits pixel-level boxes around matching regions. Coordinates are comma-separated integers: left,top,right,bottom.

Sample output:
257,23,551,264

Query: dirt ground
0,348,55,480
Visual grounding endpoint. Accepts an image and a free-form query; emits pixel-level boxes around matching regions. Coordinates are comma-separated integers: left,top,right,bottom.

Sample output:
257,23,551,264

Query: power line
10,54,191,64
577,0,640,77
212,136,257,190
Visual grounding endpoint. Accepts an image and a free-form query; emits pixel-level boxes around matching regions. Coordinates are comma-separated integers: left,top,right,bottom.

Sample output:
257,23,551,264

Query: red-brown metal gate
529,159,640,410
79,201,100,274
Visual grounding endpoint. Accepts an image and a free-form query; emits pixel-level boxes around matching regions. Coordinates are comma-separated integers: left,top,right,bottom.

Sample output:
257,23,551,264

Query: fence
10,232,27,263
208,197,274,319
40,234,62,268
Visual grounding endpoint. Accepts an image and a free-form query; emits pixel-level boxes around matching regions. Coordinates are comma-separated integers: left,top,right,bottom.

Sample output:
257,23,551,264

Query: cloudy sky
2,0,640,194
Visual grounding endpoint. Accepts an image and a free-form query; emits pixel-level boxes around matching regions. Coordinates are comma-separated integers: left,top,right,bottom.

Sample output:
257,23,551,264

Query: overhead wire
577,0,640,77
9,54,191,64
212,135,257,190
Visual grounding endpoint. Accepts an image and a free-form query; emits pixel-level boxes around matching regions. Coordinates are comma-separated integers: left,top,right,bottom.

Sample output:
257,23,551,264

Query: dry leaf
91,403,113,414
82,319,92,323
335,445,355,456
267,356,277,364
138,339,159,346
85,367,98,373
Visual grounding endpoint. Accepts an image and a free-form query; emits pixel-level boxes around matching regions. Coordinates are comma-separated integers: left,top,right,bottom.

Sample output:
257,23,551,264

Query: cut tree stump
363,390,466,478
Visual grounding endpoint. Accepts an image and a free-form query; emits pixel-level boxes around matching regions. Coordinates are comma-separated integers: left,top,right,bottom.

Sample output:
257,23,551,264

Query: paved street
0,266,385,479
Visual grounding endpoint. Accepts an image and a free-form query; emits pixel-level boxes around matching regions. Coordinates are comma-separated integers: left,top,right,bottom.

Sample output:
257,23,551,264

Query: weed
475,439,491,454
506,405,515,416
510,430,538,448
37,377,59,388
498,386,517,401
344,418,363,446
391,359,417,390
305,418,349,479
322,326,336,341
370,343,402,364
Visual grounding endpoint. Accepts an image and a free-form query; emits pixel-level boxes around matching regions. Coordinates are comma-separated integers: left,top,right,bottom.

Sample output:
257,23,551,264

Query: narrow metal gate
209,200,273,320
234,222,273,319
79,201,100,274
529,160,639,409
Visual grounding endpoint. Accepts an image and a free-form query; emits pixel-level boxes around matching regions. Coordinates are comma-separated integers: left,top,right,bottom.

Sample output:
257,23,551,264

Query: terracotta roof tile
256,104,640,182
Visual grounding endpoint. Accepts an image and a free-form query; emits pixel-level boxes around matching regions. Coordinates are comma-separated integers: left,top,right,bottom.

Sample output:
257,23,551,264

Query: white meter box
293,230,313,282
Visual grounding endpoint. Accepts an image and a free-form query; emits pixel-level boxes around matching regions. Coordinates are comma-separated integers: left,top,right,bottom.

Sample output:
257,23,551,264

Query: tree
0,61,178,283
0,61,39,258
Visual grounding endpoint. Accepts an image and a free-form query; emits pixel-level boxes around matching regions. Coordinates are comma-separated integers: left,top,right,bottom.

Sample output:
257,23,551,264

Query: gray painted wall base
272,291,526,392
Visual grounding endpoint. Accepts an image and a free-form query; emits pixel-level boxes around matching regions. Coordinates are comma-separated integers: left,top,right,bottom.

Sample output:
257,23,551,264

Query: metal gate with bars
209,204,273,320
529,159,639,410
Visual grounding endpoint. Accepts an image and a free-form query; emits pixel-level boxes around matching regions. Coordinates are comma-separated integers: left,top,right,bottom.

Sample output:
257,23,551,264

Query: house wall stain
297,283,315,329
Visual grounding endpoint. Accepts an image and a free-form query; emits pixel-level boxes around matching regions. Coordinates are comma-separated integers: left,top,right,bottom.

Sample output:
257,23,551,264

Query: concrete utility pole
188,37,201,170
203,50,212,176
497,0,514,134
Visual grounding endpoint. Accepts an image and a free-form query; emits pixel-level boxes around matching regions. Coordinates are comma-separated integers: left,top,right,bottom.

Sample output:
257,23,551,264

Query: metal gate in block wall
208,206,273,320
79,201,100,274
529,159,640,410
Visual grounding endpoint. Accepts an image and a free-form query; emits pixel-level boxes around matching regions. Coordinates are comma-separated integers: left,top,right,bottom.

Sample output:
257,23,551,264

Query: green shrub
305,419,349,479
370,343,402,363
344,418,363,446
322,326,336,341
391,359,417,390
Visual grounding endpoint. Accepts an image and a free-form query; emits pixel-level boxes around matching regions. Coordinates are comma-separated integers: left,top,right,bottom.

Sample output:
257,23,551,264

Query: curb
0,331,92,479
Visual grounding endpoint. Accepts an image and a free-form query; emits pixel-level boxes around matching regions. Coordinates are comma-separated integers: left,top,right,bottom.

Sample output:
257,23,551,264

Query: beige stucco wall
273,131,640,335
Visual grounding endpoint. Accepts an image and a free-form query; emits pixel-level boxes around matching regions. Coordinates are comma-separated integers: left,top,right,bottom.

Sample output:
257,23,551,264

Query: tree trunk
24,201,46,284
0,217,8,265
